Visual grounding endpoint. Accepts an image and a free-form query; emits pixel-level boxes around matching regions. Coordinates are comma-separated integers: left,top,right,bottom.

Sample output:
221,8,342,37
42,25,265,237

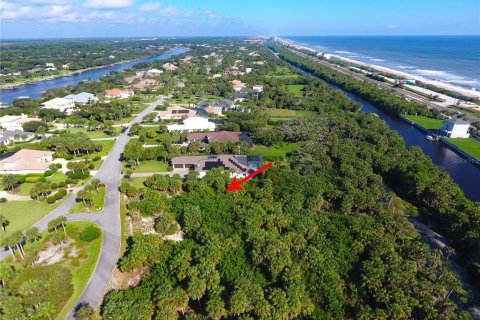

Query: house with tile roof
171,155,262,178
0,149,54,174
187,131,252,147
158,106,197,120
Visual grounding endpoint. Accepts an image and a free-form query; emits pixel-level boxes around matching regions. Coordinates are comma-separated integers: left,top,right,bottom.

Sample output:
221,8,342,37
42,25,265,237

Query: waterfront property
41,97,76,114
171,154,262,177
167,117,216,132
63,92,98,105
0,149,54,174
439,118,471,138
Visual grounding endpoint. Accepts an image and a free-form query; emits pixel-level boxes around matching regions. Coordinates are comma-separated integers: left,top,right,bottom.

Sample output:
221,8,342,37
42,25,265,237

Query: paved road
0,96,168,317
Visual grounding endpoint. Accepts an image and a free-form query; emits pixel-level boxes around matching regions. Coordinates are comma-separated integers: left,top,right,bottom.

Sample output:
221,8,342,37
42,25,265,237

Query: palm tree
2,235,17,261
26,227,41,242
36,301,55,320
11,231,25,259
0,214,9,233
57,216,67,235
1,175,19,191
48,219,59,233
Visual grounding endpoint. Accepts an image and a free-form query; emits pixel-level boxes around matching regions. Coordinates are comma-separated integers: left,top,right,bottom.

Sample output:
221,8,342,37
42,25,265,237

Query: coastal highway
285,47,454,113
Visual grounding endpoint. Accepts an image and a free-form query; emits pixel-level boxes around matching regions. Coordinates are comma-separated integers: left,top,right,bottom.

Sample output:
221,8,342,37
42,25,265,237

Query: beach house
41,97,76,114
64,92,98,105
158,106,197,120
439,119,471,138
167,117,216,132
105,89,134,99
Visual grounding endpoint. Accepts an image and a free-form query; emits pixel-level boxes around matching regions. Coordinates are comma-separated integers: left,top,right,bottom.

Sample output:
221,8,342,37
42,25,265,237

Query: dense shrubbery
79,225,102,242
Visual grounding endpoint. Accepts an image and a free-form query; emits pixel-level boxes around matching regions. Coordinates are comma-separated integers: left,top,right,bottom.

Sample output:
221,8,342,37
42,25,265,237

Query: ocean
284,36,480,91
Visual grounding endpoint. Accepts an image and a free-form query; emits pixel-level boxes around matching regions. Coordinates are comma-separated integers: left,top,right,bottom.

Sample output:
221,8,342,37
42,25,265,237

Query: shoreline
0,49,177,91
277,37,480,100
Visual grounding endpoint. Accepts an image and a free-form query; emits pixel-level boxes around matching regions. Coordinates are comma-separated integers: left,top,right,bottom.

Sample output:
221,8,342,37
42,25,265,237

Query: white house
0,114,38,131
64,92,97,105
167,117,216,132
439,119,471,138
146,68,163,76
252,85,264,93
0,129,35,145
41,97,76,114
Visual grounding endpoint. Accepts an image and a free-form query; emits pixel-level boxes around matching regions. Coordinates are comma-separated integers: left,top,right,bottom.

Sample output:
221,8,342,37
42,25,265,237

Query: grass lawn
66,127,120,139
88,140,115,158
18,171,69,196
69,187,106,213
445,138,480,159
403,115,443,130
52,222,103,319
123,177,148,188
0,198,68,237
124,160,169,173
267,66,299,79
286,85,306,97
448,105,480,119
249,142,304,159
112,116,134,125
265,108,314,118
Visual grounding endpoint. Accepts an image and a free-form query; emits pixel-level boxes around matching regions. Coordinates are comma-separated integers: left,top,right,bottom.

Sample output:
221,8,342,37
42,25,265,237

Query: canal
289,63,480,201
0,47,188,104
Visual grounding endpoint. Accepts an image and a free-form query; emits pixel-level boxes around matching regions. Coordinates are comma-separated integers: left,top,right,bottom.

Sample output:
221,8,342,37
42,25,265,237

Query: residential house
162,63,178,71
439,119,471,138
0,149,54,174
187,131,252,147
0,114,39,131
0,129,35,145
252,85,264,93
171,155,262,178
158,106,197,120
45,62,55,68
41,97,76,114
231,80,246,92
131,79,159,91
146,68,163,76
105,89,134,99
167,117,216,132
64,92,98,105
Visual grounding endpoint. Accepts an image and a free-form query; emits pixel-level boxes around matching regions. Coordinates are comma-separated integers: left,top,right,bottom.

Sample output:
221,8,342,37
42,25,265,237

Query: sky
1,0,479,39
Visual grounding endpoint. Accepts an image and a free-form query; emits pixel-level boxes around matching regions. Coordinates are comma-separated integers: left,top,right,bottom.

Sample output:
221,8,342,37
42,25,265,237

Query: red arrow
226,162,273,192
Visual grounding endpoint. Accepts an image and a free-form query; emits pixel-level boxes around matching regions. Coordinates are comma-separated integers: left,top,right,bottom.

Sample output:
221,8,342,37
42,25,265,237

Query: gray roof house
0,129,35,145
64,92,98,105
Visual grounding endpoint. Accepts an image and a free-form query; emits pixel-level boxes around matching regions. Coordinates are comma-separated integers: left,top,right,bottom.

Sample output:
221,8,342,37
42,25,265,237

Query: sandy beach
277,37,480,100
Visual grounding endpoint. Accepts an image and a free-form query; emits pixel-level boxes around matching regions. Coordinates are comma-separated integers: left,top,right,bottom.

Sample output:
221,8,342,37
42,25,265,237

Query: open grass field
17,171,69,196
56,222,103,319
124,160,169,173
123,176,148,188
66,127,120,139
249,142,304,159
69,187,105,213
286,85,306,97
267,66,299,79
90,140,115,158
403,115,443,130
0,197,69,237
446,138,480,160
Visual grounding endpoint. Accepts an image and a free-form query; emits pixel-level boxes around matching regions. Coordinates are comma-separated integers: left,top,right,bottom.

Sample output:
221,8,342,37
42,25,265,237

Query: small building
45,62,55,68
439,119,471,138
0,129,35,145
158,106,197,120
41,97,76,114
105,89,134,99
64,92,98,105
167,117,216,132
171,155,262,178
0,149,54,174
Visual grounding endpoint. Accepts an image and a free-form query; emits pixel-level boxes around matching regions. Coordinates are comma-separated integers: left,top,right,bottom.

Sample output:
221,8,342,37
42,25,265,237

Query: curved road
0,96,168,318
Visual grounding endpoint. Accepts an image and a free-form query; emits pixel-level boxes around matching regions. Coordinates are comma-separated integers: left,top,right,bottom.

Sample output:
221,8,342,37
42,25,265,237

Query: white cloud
40,5,72,18
204,9,217,20
387,24,398,29
184,10,194,18
83,0,133,9
140,1,161,11
0,5,34,20
29,0,74,4
160,5,178,16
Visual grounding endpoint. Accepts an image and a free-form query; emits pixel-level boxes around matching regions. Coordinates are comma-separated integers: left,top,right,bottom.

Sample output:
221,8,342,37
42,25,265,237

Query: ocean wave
397,65,415,69
411,69,480,89
444,79,480,86
369,58,385,62
335,50,356,55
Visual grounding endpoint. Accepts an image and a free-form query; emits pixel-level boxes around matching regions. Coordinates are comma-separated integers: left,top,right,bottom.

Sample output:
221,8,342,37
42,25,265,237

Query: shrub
79,225,101,242
88,163,94,170
25,176,46,183
51,183,58,189
64,154,74,160
92,156,101,161
67,170,90,180
47,196,56,204
54,189,67,200
0,197,7,203
55,163,63,169
65,178,78,185
44,170,53,177
58,181,66,188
